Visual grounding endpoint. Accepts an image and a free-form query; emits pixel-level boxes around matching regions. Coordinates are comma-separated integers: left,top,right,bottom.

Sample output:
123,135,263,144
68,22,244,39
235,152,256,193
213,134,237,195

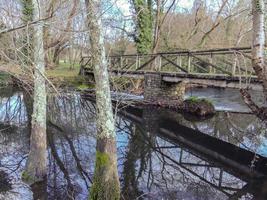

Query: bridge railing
80,47,253,77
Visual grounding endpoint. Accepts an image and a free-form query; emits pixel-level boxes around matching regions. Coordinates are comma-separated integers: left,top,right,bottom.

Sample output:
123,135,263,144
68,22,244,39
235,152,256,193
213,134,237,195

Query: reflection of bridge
81,47,262,90
117,105,267,198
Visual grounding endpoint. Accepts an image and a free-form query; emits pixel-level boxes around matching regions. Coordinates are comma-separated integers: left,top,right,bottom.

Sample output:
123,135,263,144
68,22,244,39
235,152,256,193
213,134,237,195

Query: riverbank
0,61,88,89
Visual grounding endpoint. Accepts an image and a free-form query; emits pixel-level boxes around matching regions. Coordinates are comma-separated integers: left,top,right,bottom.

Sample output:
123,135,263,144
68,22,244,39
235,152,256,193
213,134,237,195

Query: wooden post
138,56,141,69
135,55,138,70
108,57,111,69
158,55,162,71
176,55,181,72
232,55,237,76
209,53,213,74
120,56,123,69
187,53,191,73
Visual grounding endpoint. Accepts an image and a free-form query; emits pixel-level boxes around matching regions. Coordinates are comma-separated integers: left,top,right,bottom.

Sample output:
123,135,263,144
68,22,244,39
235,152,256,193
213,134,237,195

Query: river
0,86,266,200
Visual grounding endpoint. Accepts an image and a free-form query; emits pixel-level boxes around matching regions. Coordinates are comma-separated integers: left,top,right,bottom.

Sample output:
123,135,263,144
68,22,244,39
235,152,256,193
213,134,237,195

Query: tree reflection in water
0,88,267,199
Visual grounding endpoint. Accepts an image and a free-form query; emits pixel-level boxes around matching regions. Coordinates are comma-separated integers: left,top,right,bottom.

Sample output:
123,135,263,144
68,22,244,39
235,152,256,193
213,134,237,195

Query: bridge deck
85,70,262,90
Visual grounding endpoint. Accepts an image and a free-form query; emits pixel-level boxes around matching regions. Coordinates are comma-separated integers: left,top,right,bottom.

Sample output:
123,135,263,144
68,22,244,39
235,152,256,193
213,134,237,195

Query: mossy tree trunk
21,0,34,65
132,0,153,54
23,0,47,185
85,0,120,199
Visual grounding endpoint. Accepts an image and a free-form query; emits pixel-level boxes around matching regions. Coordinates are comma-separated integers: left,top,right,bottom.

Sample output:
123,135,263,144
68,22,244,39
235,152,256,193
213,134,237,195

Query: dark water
0,87,267,200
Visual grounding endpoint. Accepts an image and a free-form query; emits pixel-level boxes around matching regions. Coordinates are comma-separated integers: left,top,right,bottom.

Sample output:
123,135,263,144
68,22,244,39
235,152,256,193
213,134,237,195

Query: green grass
77,83,94,90
0,72,11,85
46,61,80,79
45,61,95,88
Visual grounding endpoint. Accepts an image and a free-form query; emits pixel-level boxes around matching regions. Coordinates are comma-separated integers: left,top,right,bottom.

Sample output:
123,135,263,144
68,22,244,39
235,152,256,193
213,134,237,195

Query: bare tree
22,0,47,184
85,0,120,199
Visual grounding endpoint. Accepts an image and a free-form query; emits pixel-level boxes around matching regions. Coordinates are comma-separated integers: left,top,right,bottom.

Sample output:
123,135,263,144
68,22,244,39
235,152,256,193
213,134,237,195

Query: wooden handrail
80,47,252,59
80,46,253,76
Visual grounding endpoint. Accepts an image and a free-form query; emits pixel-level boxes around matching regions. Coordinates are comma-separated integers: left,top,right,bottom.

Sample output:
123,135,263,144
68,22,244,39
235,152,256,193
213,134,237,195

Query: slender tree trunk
240,0,267,121
52,45,61,65
22,0,47,184
251,0,267,100
85,0,120,199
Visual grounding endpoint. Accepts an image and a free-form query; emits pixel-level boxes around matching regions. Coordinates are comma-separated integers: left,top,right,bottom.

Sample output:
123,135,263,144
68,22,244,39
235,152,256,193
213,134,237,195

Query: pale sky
177,0,194,9
116,0,194,16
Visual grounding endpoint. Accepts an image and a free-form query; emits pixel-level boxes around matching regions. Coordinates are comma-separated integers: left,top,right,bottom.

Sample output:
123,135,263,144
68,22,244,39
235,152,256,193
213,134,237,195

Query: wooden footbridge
80,47,262,90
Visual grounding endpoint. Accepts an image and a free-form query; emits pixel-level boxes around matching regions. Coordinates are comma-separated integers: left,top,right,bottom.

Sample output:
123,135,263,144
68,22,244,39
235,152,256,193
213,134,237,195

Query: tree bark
240,0,267,121
23,0,47,185
85,0,120,199
251,0,267,100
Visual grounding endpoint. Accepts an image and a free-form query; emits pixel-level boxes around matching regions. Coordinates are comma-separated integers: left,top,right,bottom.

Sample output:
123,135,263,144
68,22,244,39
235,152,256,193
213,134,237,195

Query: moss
21,171,34,184
187,96,199,102
187,96,213,105
184,96,215,117
89,151,120,200
95,151,109,169
77,84,90,90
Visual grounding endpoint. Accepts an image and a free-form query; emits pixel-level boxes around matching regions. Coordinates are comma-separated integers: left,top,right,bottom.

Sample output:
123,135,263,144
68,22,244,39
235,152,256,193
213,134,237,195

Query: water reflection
0,87,267,199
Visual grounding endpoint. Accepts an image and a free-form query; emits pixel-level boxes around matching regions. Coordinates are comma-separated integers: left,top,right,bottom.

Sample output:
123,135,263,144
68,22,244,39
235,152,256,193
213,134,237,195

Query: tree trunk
85,0,120,199
22,0,47,185
52,45,61,66
251,0,267,100
240,0,267,121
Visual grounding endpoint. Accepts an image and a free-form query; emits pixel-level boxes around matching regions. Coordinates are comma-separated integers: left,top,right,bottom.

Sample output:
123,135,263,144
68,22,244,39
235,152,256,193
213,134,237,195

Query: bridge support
144,73,185,105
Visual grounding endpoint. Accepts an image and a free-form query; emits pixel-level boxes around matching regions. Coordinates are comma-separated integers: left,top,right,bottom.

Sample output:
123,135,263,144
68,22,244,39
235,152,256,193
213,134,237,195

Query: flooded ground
0,86,267,200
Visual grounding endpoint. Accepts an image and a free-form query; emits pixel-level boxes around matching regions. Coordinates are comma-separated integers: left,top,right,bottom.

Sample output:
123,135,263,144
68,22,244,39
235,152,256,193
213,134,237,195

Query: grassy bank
0,61,93,89
46,61,93,89
0,73,12,86
46,61,80,79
